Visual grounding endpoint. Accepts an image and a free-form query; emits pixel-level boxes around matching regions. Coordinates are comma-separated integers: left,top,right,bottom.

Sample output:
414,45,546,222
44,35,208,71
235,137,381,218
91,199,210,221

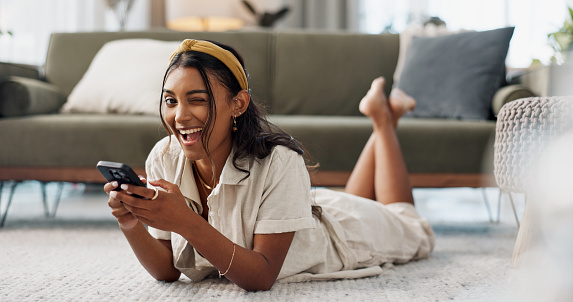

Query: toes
390,88,416,111
359,77,393,120
370,77,386,92
390,88,407,100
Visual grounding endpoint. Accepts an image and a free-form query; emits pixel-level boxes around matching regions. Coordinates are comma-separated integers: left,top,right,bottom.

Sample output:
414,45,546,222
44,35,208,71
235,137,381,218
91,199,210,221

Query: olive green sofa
0,30,533,189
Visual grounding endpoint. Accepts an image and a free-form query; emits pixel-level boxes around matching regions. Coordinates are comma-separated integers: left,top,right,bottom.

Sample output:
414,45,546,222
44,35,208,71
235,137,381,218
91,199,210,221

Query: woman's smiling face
162,66,236,163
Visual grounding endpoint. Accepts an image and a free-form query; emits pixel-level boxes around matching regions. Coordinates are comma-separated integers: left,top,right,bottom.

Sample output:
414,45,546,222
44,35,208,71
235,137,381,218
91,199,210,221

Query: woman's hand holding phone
99,161,158,229
98,161,195,232
112,179,196,234
104,179,145,230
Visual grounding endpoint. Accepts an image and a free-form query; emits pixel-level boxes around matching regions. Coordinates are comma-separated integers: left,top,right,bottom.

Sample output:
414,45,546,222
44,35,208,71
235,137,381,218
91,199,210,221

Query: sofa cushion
269,115,373,171
0,62,41,80
0,76,67,117
398,27,514,120
0,114,166,168
0,113,495,176
45,31,273,108
61,39,180,115
269,115,495,174
271,32,399,116
395,118,495,174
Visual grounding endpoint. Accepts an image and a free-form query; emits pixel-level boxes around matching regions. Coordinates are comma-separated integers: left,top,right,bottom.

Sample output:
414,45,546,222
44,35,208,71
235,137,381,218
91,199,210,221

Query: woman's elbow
239,278,276,292
152,271,181,282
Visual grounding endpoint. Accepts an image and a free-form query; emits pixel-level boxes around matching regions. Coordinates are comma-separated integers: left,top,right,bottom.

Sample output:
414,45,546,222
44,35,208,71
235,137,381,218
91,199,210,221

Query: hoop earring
232,115,238,132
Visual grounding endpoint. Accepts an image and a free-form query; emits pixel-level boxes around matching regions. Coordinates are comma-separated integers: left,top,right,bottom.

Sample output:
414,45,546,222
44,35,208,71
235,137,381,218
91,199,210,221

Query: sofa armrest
491,84,535,116
0,62,42,80
0,76,67,117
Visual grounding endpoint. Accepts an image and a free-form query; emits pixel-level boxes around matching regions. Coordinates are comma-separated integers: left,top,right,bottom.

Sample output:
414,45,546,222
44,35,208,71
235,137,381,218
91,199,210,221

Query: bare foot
359,77,393,124
389,88,416,123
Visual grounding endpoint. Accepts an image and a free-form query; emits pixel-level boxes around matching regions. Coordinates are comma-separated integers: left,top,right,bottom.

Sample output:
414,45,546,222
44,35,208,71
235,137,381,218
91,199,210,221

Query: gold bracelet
219,244,236,278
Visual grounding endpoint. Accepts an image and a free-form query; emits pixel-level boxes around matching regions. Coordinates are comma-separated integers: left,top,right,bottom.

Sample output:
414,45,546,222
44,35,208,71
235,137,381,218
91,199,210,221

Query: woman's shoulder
239,145,304,178
267,145,304,164
254,145,307,179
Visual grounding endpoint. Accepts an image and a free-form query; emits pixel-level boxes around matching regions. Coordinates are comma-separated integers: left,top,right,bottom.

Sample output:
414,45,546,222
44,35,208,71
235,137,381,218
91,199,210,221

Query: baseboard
311,171,495,188
408,173,496,188
0,167,147,183
0,167,495,188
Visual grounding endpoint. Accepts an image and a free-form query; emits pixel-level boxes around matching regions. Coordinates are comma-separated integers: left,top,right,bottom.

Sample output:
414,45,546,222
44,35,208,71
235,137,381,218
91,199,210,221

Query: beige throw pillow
61,39,180,115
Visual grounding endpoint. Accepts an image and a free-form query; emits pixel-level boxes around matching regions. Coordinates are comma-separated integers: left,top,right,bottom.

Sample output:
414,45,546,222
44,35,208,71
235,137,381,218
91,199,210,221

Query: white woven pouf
494,96,573,193
494,96,573,267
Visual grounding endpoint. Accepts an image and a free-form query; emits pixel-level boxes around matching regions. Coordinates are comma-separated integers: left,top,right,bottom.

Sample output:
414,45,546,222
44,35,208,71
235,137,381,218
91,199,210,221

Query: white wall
0,0,150,65
1,0,572,67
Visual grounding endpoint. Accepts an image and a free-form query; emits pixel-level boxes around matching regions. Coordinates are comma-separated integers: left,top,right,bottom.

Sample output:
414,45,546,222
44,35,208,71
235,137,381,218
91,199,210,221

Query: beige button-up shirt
145,136,389,282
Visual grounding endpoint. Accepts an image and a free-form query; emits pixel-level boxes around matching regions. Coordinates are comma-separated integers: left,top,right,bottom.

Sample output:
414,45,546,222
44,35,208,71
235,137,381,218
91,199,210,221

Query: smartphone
96,161,145,188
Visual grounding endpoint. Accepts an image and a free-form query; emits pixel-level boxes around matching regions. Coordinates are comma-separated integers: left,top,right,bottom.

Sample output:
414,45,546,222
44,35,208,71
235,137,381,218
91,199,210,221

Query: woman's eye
164,98,177,106
190,98,206,103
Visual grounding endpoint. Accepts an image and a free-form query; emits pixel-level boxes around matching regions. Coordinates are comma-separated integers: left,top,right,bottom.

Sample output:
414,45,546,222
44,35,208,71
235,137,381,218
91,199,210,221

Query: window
360,0,571,67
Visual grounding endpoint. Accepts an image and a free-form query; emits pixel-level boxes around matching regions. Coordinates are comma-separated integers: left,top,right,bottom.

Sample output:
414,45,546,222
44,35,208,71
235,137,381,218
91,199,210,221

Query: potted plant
548,7,573,64
104,0,135,31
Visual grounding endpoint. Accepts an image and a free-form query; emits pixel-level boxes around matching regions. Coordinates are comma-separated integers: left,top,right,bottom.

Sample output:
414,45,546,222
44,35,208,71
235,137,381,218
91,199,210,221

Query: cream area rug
0,219,518,301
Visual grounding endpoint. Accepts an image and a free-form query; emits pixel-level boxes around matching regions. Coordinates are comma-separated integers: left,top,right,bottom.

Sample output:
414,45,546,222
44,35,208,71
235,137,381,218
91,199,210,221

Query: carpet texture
0,220,518,301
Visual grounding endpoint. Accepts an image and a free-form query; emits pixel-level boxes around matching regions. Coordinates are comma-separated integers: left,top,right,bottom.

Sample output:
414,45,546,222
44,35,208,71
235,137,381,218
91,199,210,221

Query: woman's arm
105,181,180,282
179,219,295,291
116,179,295,291
119,222,181,282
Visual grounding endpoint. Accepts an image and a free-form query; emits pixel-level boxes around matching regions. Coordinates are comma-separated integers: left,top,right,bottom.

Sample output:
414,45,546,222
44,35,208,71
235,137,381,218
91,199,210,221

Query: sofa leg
480,187,495,223
507,192,522,229
497,190,522,229
496,189,502,223
0,181,19,228
40,182,64,218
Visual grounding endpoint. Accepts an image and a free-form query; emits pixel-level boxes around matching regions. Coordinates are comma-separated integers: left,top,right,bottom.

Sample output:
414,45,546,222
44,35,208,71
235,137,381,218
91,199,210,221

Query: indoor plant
548,7,573,64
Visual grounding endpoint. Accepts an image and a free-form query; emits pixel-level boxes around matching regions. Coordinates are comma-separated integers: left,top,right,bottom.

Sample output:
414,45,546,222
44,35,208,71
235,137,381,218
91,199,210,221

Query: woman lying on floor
104,39,435,291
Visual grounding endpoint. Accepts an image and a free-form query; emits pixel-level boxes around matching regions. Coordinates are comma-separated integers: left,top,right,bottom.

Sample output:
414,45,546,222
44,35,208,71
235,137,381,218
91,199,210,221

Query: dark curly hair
159,40,320,217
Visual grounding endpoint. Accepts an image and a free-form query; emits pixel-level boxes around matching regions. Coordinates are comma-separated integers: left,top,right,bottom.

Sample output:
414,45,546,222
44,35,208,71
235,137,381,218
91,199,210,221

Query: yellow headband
169,39,248,91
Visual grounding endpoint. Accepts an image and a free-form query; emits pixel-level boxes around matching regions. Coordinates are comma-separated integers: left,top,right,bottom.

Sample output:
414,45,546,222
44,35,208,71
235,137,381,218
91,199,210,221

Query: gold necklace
192,161,214,190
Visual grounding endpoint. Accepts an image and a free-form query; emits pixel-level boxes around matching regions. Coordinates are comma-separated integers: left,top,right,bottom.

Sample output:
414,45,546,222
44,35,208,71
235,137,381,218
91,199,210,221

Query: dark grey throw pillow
397,27,514,120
